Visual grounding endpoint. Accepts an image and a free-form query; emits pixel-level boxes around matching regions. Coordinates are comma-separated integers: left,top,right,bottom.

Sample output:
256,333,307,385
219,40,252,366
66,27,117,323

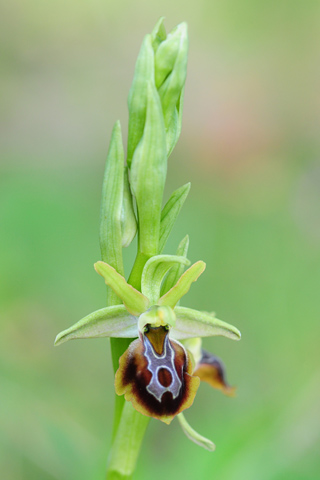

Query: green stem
110,338,132,439
106,402,150,480
127,250,150,291
108,247,151,466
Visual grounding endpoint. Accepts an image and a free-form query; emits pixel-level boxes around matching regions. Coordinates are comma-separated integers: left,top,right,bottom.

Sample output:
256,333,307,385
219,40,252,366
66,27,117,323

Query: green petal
94,261,149,315
54,305,138,346
172,307,241,341
158,261,206,308
159,183,190,253
177,413,215,452
141,254,190,304
161,235,189,296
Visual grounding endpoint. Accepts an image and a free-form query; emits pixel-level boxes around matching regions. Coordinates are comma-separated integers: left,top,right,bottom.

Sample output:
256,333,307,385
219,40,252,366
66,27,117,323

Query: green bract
129,82,167,257
55,18,241,480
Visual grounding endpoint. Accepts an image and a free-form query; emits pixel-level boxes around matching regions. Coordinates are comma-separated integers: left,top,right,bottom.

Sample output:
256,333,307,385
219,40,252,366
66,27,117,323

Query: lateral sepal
171,307,241,341
54,305,138,346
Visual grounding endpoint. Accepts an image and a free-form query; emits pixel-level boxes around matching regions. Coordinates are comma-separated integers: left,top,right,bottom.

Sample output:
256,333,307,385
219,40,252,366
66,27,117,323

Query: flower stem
108,248,150,464
106,402,150,480
110,338,132,439
127,250,150,291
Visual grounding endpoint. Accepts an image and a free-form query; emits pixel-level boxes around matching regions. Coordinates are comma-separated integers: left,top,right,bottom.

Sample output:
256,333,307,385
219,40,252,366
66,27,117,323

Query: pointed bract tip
172,21,188,36
233,328,241,340
54,332,66,347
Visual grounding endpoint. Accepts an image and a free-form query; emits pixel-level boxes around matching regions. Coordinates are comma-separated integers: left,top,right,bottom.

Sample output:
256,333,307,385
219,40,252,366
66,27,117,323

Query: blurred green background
1,1,320,479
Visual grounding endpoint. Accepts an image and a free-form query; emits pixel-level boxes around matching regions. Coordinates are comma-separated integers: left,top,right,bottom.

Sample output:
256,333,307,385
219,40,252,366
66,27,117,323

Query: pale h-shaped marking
143,333,182,402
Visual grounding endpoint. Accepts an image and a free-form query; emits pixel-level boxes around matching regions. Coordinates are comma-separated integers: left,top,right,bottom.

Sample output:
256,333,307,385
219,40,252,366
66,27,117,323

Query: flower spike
55,20,242,471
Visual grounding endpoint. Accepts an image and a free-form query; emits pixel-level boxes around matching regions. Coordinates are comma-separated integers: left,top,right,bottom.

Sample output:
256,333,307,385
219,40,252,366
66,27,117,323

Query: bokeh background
1,1,320,479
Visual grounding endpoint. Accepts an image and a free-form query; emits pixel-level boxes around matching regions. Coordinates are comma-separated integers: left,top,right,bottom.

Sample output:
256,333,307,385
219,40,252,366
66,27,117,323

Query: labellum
115,325,200,424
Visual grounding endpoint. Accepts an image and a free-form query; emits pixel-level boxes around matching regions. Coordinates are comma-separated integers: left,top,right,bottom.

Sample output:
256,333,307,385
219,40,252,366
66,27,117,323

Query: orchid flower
55,18,242,479
55,253,240,448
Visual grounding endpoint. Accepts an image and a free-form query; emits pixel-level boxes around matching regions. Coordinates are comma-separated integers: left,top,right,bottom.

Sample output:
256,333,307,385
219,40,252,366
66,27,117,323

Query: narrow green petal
159,183,190,253
172,307,241,341
177,413,215,452
161,235,189,296
141,254,190,304
158,261,206,308
95,261,149,315
54,305,138,346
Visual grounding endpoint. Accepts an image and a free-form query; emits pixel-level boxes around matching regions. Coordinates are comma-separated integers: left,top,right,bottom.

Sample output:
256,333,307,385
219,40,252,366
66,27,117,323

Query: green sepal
94,261,149,315
159,183,190,253
54,305,138,346
161,235,189,296
130,82,167,257
177,413,215,452
99,121,125,286
138,305,176,332
172,307,241,341
127,35,154,167
150,17,166,52
159,261,206,308
141,254,190,304
121,166,137,247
